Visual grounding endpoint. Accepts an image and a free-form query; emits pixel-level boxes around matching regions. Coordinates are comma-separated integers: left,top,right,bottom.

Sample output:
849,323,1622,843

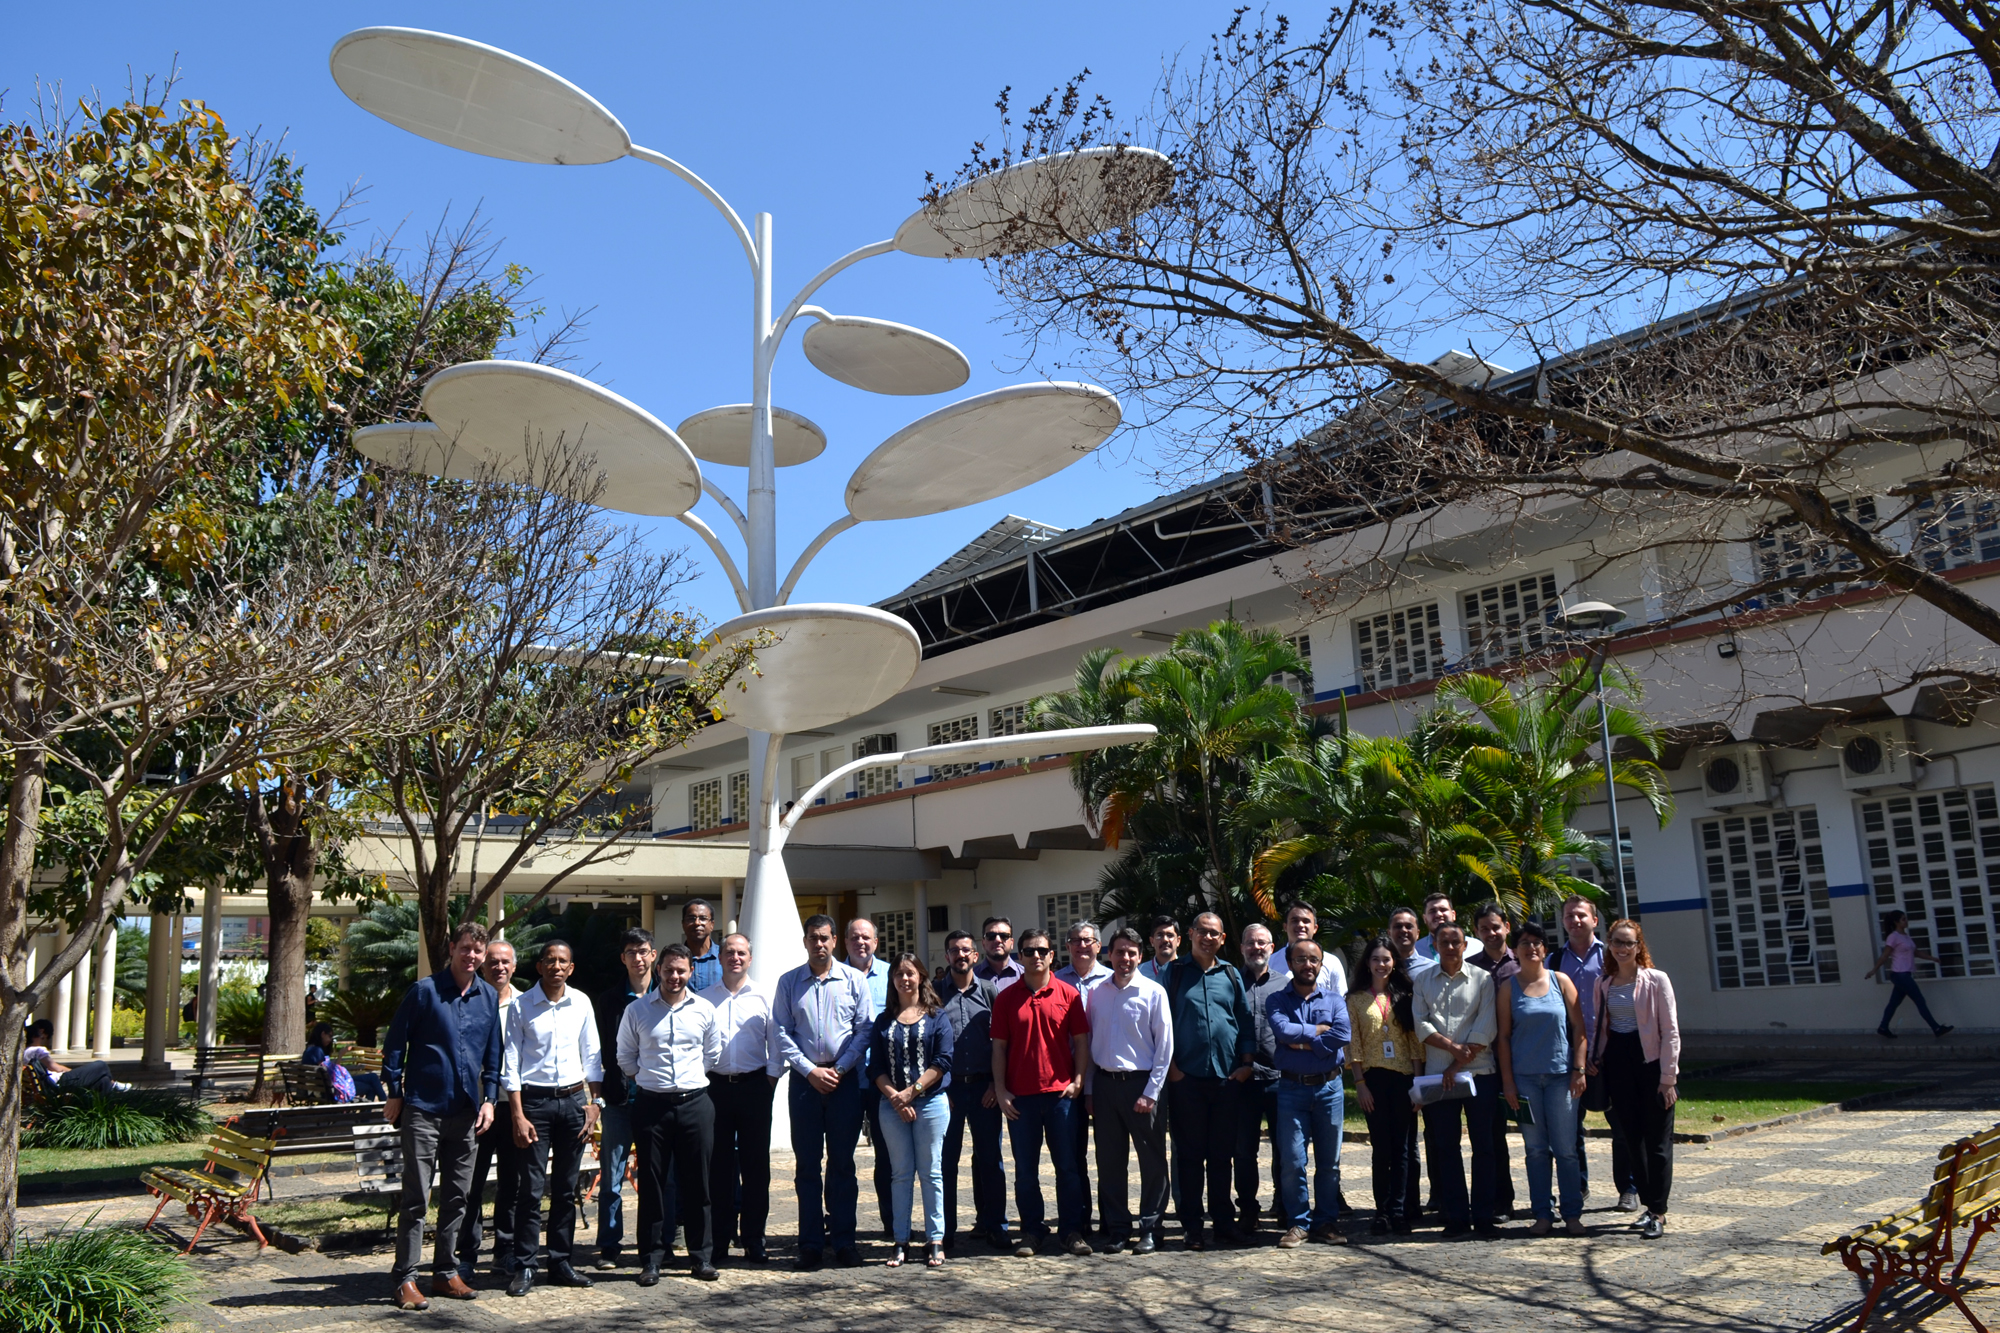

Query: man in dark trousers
617,944,723,1283
383,922,503,1311
457,941,519,1281
938,929,1007,1251
700,932,780,1263
592,928,655,1270
501,939,602,1296
1164,912,1257,1250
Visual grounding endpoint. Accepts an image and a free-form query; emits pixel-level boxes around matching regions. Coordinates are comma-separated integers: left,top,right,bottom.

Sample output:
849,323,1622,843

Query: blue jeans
944,1078,1007,1240
789,1072,865,1252
1006,1092,1084,1241
1273,1078,1344,1230
1881,971,1945,1033
1514,1072,1582,1222
879,1091,950,1243
596,1101,633,1255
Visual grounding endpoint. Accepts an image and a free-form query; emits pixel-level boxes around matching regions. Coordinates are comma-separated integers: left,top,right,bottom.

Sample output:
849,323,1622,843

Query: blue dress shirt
688,946,723,994
774,960,876,1077
383,970,502,1115
1265,983,1352,1076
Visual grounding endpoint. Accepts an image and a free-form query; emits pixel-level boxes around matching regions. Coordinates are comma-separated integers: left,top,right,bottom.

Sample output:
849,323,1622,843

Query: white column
25,929,46,1020
92,918,118,1058
640,893,656,938
68,931,93,1052
170,910,185,1047
721,879,738,936
142,910,174,1072
49,926,74,1053
913,880,930,970
197,881,223,1051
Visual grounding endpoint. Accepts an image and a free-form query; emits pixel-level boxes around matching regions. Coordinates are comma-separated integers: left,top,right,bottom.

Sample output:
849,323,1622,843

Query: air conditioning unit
1697,744,1771,808
1831,720,1921,791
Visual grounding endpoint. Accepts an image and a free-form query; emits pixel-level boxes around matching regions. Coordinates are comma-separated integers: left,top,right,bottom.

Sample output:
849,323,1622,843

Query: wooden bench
276,1061,334,1106
188,1043,265,1094
349,1121,605,1227
1824,1119,2000,1332
343,1046,384,1075
142,1126,275,1253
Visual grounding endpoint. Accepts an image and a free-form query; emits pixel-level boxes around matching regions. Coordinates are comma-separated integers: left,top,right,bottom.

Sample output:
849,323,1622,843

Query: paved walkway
23,1064,2000,1332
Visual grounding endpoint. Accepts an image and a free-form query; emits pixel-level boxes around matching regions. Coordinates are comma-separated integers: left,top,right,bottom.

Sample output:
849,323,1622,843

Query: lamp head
1557,601,1627,633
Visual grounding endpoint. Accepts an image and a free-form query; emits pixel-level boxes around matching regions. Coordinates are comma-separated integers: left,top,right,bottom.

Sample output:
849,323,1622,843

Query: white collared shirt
1085,972,1175,1101
699,976,782,1078
617,988,721,1093
502,983,603,1092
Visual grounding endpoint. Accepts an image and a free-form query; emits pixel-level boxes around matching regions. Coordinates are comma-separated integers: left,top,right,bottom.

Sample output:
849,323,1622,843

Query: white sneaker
111,1081,133,1092
1614,1191,1641,1213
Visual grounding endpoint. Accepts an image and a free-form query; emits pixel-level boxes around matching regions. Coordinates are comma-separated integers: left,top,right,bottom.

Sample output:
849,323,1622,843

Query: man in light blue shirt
1392,908,1438,980
774,914,875,1269
1412,893,1455,963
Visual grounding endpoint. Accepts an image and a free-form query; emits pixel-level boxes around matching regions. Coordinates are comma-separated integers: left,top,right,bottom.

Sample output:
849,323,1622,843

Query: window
689,778,722,832
1859,787,1998,979
927,714,980,781
1913,492,2000,574
989,702,1031,736
1462,573,1560,668
1698,808,1839,988
874,910,916,961
853,734,899,799
1355,603,1446,692
1041,891,1100,940
1571,827,1639,919
727,771,749,824
1751,497,1876,604
1270,632,1314,698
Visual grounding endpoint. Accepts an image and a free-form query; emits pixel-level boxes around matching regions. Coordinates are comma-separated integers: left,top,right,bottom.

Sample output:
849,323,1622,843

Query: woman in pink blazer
1587,920,1679,1240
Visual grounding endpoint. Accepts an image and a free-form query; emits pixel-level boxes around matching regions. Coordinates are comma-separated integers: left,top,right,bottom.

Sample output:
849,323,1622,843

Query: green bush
214,988,265,1043
317,984,400,1046
22,1089,213,1150
0,1218,199,1333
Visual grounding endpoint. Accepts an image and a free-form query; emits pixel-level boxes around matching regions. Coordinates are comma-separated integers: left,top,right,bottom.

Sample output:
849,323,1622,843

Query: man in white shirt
459,942,520,1282
699,933,780,1265
1087,927,1174,1254
1282,904,1348,995
1411,922,1499,1237
1055,921,1113,1237
501,940,602,1296
619,943,723,1284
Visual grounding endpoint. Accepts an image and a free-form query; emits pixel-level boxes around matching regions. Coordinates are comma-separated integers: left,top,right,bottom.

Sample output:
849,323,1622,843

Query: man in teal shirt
1164,912,1256,1249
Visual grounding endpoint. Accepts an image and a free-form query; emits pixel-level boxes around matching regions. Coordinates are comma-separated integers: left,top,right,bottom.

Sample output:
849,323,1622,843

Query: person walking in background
938,931,1008,1252
701,932,779,1265
1087,927,1174,1254
501,940,602,1296
619,943,723,1284
1412,922,1499,1238
1266,939,1350,1248
1496,921,1586,1237
457,941,519,1284
1466,903,1520,1223
1235,922,1288,1238
1590,920,1681,1240
1055,921,1113,1238
991,928,1093,1258
774,914,875,1270
1554,894,1636,1210
383,922,502,1311
591,929,654,1271
869,954,954,1268
1346,938,1420,1234
1165,912,1257,1250
1869,911,1955,1038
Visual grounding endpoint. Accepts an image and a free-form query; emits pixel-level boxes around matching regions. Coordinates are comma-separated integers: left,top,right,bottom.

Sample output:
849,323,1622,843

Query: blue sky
8,2,1244,627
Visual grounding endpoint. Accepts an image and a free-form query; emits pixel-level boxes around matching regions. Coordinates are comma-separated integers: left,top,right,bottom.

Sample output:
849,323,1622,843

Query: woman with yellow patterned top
1345,938,1421,1234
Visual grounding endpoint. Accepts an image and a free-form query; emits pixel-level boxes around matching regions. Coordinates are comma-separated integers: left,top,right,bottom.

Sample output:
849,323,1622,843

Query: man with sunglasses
976,916,1024,989
991,928,1093,1258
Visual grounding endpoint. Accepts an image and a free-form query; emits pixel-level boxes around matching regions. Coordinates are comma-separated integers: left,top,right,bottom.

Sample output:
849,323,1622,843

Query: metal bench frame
1825,1121,2000,1333
142,1126,275,1253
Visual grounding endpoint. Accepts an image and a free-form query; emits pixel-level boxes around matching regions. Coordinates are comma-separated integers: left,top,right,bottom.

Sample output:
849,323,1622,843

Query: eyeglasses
984,931,1013,941
1610,938,1639,948
1020,946,1053,957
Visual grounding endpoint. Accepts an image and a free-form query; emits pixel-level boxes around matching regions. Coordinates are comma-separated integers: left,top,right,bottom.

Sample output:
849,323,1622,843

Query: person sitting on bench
22,1019,131,1092
304,1021,385,1101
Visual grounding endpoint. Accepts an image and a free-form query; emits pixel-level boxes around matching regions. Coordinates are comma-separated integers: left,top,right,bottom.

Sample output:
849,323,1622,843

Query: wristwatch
591,1096,606,1108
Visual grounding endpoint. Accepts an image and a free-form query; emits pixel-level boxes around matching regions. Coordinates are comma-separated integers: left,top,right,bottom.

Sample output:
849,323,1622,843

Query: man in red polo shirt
991,927,1092,1258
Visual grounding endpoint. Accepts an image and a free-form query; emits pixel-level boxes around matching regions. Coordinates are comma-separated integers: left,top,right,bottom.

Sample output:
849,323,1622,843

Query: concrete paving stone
1689,1187,1822,1206
1758,1169,1883,1185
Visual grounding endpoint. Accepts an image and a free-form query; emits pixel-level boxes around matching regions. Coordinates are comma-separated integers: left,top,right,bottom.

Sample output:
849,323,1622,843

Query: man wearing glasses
939,930,1009,1252
991,929,1093,1258
976,916,1024,988
1055,922,1113,1239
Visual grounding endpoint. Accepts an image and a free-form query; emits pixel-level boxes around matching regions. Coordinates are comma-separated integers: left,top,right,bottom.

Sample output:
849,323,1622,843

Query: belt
709,1071,766,1083
1098,1068,1150,1079
635,1085,706,1102
1280,1070,1339,1086
521,1082,586,1098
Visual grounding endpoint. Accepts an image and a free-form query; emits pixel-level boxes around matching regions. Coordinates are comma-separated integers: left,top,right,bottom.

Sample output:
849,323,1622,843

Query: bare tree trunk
247,780,318,1100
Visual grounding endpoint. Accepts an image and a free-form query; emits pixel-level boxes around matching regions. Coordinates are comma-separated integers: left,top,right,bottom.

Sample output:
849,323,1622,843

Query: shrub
22,1089,214,1150
0,1218,200,1333
215,988,265,1043
317,983,401,1046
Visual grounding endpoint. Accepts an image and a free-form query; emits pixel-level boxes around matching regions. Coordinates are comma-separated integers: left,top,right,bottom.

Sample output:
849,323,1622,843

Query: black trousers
1166,1076,1239,1237
1070,1093,1095,1232
1094,1070,1170,1239
1232,1079,1279,1219
1576,1076,1635,1195
1491,1094,1516,1212
864,1088,894,1237
634,1087,714,1267
707,1074,773,1251
1361,1068,1416,1227
459,1120,521,1272
1421,1074,1500,1226
1602,1031,1675,1214
509,1088,587,1272
943,1077,1007,1243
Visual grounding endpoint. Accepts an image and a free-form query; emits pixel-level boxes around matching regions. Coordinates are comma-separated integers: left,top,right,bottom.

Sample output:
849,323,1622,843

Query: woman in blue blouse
869,952,954,1268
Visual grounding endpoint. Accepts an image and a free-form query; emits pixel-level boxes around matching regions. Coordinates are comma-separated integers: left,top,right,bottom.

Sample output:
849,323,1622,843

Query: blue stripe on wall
1639,897,1707,914
1828,882,1870,898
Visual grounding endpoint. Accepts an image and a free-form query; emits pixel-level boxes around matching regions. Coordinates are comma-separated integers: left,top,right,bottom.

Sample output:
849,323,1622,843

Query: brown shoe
393,1281,430,1311
1276,1226,1308,1249
432,1273,478,1301
1309,1227,1348,1246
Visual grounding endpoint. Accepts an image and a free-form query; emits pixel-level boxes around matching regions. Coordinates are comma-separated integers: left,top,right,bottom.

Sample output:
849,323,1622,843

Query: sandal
885,1243,907,1268
926,1243,944,1268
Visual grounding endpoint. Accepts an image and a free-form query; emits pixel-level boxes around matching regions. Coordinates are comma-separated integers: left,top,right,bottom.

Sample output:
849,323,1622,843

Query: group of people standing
374,891,1680,1310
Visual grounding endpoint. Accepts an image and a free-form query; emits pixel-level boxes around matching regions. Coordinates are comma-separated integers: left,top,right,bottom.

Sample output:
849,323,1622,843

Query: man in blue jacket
383,922,504,1310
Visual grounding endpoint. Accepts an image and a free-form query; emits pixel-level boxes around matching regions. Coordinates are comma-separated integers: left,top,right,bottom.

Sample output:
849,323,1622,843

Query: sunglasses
1021,946,1053,957
985,931,1013,941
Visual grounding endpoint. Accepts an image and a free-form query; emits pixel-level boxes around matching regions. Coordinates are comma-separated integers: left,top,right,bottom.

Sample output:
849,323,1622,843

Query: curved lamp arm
778,514,860,604
671,511,752,613
628,145,758,269
770,239,897,347
702,477,751,542
779,750,909,843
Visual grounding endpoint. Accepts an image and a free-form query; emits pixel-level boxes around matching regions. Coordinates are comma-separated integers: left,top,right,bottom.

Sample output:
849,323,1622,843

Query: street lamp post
328,28,1172,992
1556,600,1632,923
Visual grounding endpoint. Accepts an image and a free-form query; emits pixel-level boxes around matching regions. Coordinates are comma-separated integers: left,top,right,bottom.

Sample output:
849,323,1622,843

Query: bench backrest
352,1124,405,1193
1928,1122,2000,1228
343,1047,384,1074
202,1126,276,1185
278,1062,334,1106
193,1044,264,1071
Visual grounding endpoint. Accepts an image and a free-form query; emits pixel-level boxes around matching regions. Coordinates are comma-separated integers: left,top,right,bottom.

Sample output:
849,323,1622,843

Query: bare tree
932,5,2000,689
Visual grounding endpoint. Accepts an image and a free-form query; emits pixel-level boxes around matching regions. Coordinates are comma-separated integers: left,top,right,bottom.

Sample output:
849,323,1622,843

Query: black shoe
506,1269,534,1298
1474,1223,1501,1239
1133,1231,1157,1255
834,1246,863,1268
1370,1217,1391,1235
987,1229,1014,1252
1237,1207,1259,1235
636,1264,660,1288
593,1251,622,1272
1184,1229,1207,1252
742,1243,768,1264
1878,1027,1897,1037
548,1262,592,1288
1213,1228,1244,1249
1937,1025,1956,1037
1099,1235,1129,1255
1441,1222,1471,1237
795,1248,823,1272
691,1262,719,1282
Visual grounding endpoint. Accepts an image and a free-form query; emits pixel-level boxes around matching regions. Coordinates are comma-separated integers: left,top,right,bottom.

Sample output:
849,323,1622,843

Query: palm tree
343,896,552,990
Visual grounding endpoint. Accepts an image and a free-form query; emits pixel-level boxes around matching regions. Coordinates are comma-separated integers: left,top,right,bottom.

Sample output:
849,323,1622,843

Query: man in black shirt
938,929,1007,1251
593,928,656,1269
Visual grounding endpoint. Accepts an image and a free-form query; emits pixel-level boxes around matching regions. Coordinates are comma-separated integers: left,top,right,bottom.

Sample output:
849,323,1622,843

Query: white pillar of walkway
91,919,118,1058
142,910,175,1072
721,879,738,936
49,926,73,1053
912,880,930,970
197,881,223,1051
640,894,656,938
67,931,93,1053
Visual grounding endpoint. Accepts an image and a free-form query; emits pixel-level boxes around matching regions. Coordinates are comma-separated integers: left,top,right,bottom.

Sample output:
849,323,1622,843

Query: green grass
19,1142,209,1188
1338,1076,1910,1129
255,1193,400,1239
